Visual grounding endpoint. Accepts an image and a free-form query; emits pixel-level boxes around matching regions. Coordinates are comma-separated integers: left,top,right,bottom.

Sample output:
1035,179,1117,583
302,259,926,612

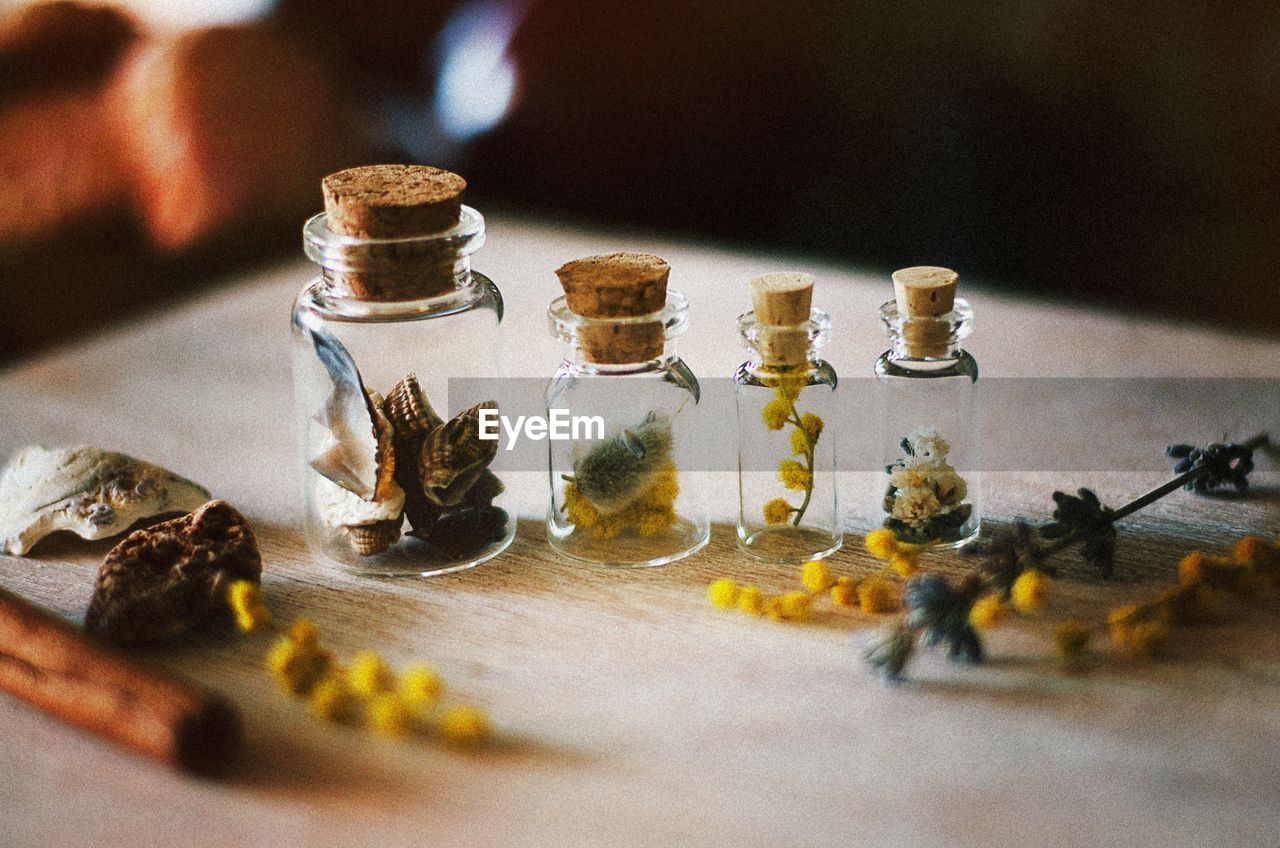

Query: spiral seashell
344,518,401,556
382,372,443,437
418,401,500,507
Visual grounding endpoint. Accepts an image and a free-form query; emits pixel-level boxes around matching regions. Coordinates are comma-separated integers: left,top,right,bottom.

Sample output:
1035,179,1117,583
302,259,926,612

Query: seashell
310,389,397,503
382,372,443,437
463,468,505,507
84,500,261,645
345,519,401,556
298,317,395,502
418,401,500,507
315,473,404,530
570,412,673,514
0,446,211,556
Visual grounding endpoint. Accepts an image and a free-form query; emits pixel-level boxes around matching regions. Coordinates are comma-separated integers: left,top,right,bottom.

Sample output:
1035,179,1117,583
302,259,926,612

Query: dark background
3,0,1278,361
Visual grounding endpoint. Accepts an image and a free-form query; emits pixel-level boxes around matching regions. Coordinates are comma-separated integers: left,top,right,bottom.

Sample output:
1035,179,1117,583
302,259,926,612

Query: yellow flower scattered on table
225,585,490,746
1010,569,1047,614
439,705,491,746
857,578,899,613
737,585,765,615
968,594,1004,631
707,578,740,609
801,559,836,592
226,579,272,632
863,528,898,560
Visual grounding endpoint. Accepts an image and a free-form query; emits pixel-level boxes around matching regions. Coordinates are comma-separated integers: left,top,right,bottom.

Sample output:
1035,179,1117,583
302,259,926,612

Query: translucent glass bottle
872,266,980,549
546,253,709,567
734,273,841,562
290,165,514,576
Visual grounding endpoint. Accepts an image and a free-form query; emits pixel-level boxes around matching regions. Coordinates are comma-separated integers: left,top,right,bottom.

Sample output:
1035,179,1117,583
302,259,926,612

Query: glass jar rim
547,289,690,341
878,296,973,341
736,306,831,350
303,205,486,273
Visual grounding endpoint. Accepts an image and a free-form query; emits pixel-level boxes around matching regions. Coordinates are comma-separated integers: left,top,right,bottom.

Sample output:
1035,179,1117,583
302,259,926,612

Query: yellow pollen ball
864,528,898,560
1010,569,1047,614
968,595,1004,631
439,705,490,746
800,560,836,592
348,651,396,697
707,578,740,609
736,586,765,615
857,578,899,614
367,694,417,737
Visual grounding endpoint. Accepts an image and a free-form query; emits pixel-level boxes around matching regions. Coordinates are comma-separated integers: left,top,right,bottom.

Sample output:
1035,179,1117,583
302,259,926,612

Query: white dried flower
932,469,968,505
891,487,941,528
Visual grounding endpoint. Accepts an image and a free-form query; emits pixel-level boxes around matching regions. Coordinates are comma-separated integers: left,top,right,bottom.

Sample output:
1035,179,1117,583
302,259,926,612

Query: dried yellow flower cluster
1052,532,1280,665
227,579,272,632
759,374,823,526
226,582,489,746
563,461,679,539
967,570,1048,632
705,541,920,623
264,620,489,745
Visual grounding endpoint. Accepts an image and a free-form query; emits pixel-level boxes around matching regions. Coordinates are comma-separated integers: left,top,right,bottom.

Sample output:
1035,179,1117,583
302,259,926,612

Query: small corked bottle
871,266,980,548
291,164,514,576
547,253,709,567
734,272,841,562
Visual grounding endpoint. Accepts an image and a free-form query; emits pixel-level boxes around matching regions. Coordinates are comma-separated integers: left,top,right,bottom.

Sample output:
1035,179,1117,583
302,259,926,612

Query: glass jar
291,204,514,575
734,308,841,562
872,270,980,549
546,290,709,566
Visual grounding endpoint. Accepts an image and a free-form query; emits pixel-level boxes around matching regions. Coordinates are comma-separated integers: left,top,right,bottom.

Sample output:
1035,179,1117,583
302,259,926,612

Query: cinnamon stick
0,585,242,776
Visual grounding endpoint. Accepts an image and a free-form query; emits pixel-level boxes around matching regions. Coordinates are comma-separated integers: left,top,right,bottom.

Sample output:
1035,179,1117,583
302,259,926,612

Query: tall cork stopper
320,164,467,300
891,266,959,357
750,271,814,368
555,253,670,364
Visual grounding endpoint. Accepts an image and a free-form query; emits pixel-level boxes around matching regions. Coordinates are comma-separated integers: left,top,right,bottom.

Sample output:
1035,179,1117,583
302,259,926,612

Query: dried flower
367,693,417,737
903,574,984,662
762,498,793,525
348,650,396,697
778,460,812,491
1167,441,1257,493
890,488,940,528
1040,488,1117,578
830,577,858,607
227,579,272,632
961,520,1042,594
762,399,791,431
865,622,917,681
310,678,360,724
864,528,899,560
737,585,765,615
968,594,1004,631
401,664,444,707
801,560,836,592
439,705,490,746
707,578,740,609
857,578,900,613
1010,569,1048,614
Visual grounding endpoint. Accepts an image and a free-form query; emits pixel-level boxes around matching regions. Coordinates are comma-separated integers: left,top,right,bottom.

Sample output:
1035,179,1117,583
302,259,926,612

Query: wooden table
2,215,1279,847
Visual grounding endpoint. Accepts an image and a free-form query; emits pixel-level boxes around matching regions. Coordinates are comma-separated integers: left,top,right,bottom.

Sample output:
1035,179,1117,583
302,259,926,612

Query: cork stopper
892,266,957,318
749,272,814,368
319,164,467,300
555,253,670,364
751,272,813,325
891,266,959,357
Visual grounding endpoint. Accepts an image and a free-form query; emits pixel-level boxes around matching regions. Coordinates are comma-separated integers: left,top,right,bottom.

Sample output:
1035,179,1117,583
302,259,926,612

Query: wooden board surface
2,215,1279,847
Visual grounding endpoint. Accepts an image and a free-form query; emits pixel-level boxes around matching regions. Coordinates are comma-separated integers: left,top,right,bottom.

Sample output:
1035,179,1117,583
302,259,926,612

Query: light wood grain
1,215,1279,848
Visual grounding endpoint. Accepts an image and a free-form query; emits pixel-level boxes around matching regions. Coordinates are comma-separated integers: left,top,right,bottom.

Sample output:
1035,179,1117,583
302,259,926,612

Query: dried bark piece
85,500,261,646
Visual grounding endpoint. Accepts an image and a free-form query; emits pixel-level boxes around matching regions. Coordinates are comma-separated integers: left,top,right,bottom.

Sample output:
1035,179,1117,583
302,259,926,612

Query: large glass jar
545,256,709,567
734,299,840,563
872,267,980,549
290,171,514,576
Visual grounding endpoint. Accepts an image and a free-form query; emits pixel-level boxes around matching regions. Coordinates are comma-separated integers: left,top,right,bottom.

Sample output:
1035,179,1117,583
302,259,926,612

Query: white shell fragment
315,474,405,529
0,446,211,556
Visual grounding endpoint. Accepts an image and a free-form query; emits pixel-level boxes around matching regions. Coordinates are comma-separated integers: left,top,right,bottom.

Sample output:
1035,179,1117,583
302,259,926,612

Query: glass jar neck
880,297,973,361
549,290,690,370
303,206,485,303
737,307,830,373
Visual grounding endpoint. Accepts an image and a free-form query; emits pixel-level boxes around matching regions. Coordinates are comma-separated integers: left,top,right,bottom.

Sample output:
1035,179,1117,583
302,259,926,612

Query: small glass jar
872,268,980,549
734,307,841,562
291,202,514,576
546,290,709,567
